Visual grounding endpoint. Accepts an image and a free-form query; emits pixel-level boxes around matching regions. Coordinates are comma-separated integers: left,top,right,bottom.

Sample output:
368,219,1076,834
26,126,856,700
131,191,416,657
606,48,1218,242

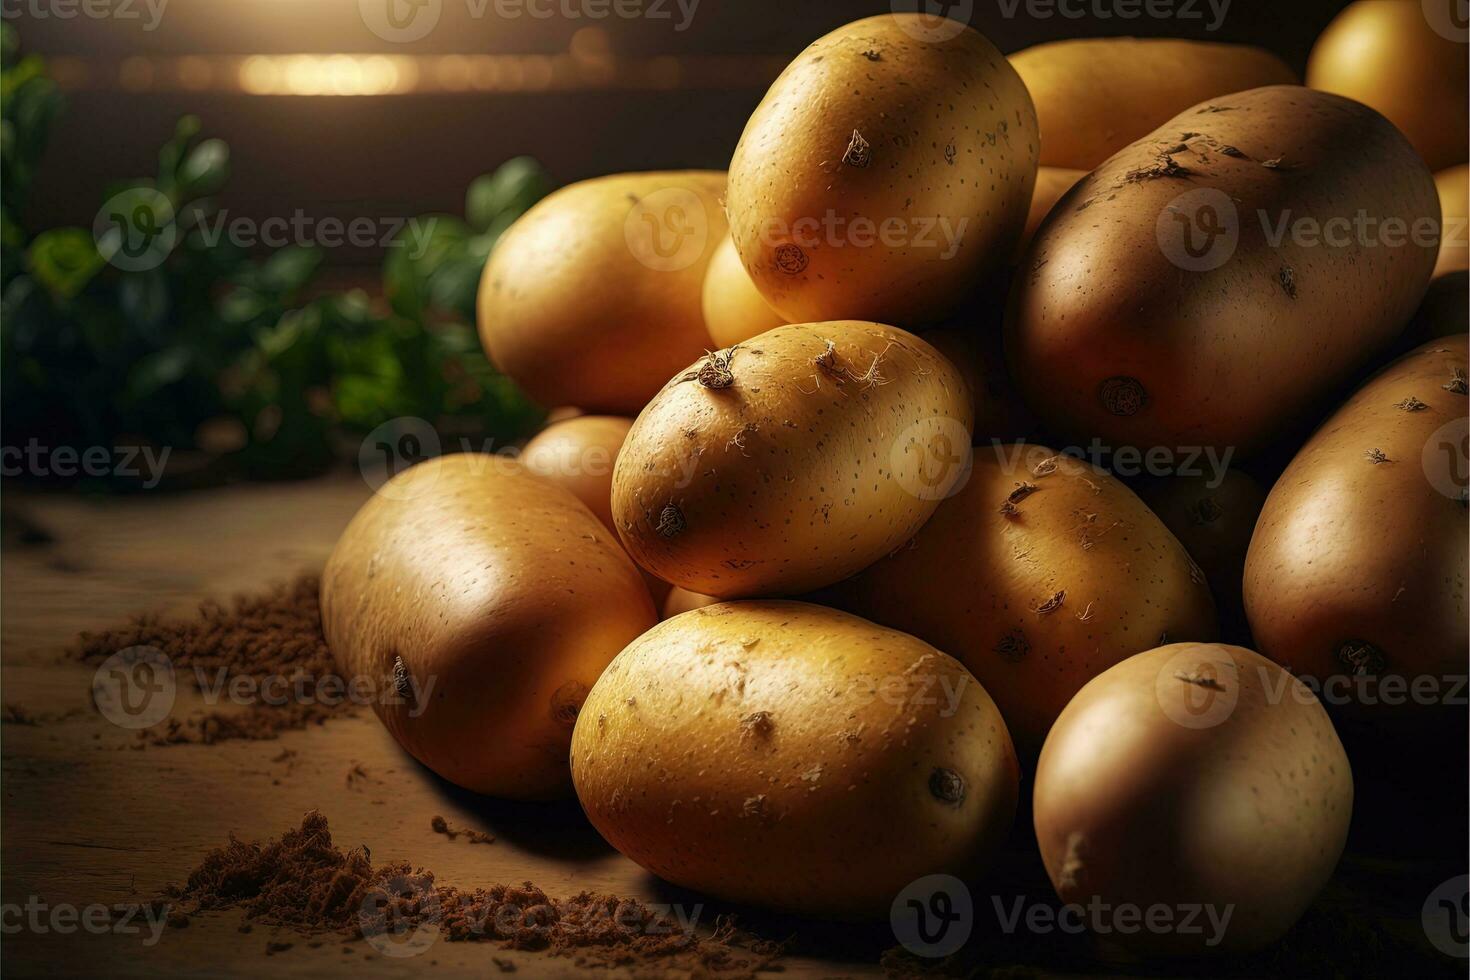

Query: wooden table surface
1,474,1464,979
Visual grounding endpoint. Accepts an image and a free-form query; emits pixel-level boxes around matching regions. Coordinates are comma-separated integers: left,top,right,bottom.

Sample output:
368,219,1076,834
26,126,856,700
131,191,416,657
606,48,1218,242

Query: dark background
13,0,1357,268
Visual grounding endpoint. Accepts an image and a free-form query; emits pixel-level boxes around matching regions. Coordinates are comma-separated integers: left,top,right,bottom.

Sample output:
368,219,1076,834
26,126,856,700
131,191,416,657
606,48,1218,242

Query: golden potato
612,321,973,597
1011,39,1295,170
1008,85,1439,457
701,233,786,349
478,171,726,414
727,14,1036,326
1244,337,1468,722
1034,643,1351,953
520,415,632,531
820,444,1216,755
1307,0,1468,172
1435,164,1468,279
1021,166,1086,251
571,601,1018,917
321,454,657,799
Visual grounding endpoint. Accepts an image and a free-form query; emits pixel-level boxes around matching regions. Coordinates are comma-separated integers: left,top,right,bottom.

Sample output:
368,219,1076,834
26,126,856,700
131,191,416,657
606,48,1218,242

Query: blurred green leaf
176,137,229,199
26,228,103,300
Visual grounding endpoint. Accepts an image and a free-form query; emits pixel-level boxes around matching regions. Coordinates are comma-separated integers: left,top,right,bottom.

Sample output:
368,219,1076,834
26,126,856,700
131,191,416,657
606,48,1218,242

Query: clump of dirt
73,575,346,745
155,811,782,975
431,815,495,845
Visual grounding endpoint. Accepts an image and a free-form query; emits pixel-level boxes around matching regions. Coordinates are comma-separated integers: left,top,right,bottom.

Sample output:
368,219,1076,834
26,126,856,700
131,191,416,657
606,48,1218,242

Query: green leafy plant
1,24,549,489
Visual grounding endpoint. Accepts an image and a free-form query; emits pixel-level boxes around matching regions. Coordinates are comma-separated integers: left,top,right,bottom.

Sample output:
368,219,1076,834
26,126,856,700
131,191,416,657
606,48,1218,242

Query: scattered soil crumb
431,815,496,845
73,575,344,746
148,811,782,975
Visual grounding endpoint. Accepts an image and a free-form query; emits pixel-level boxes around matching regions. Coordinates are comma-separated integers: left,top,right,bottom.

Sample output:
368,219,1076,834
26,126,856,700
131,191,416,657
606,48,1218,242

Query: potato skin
571,601,1018,918
661,586,718,619
727,15,1036,326
1435,165,1468,280
1021,166,1086,252
1034,643,1352,954
1307,0,1468,173
321,454,657,799
1007,85,1439,457
1243,337,1469,721
1011,39,1295,170
478,171,727,414
520,416,632,532
820,444,1216,756
701,234,786,349
613,321,973,598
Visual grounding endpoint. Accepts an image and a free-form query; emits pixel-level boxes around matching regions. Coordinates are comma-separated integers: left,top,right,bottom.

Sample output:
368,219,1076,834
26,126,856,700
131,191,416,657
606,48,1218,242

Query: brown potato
1034,643,1351,953
1011,39,1295,170
478,171,727,414
613,321,973,598
1244,336,1468,722
571,601,1018,917
727,14,1036,326
922,322,1036,445
701,233,786,349
321,454,657,799
819,444,1217,756
1307,0,1469,172
1021,166,1086,251
1007,85,1439,457
1435,164,1468,279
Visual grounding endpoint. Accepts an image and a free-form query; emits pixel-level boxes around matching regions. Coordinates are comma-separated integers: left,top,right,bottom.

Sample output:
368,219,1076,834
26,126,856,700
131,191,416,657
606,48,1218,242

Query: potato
819,444,1216,755
1134,469,1267,645
478,171,727,415
1307,0,1468,173
1007,85,1439,457
726,14,1036,326
921,322,1036,445
1011,39,1295,170
321,454,657,799
571,601,1018,917
1034,643,1352,954
613,321,973,597
520,415,632,531
701,234,786,349
1435,164,1468,279
662,586,718,619
1021,166,1086,251
1243,337,1468,722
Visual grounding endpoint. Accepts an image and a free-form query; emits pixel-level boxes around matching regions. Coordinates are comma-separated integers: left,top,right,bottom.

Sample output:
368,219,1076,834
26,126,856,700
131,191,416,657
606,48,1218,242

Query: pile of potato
321,4,1467,956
